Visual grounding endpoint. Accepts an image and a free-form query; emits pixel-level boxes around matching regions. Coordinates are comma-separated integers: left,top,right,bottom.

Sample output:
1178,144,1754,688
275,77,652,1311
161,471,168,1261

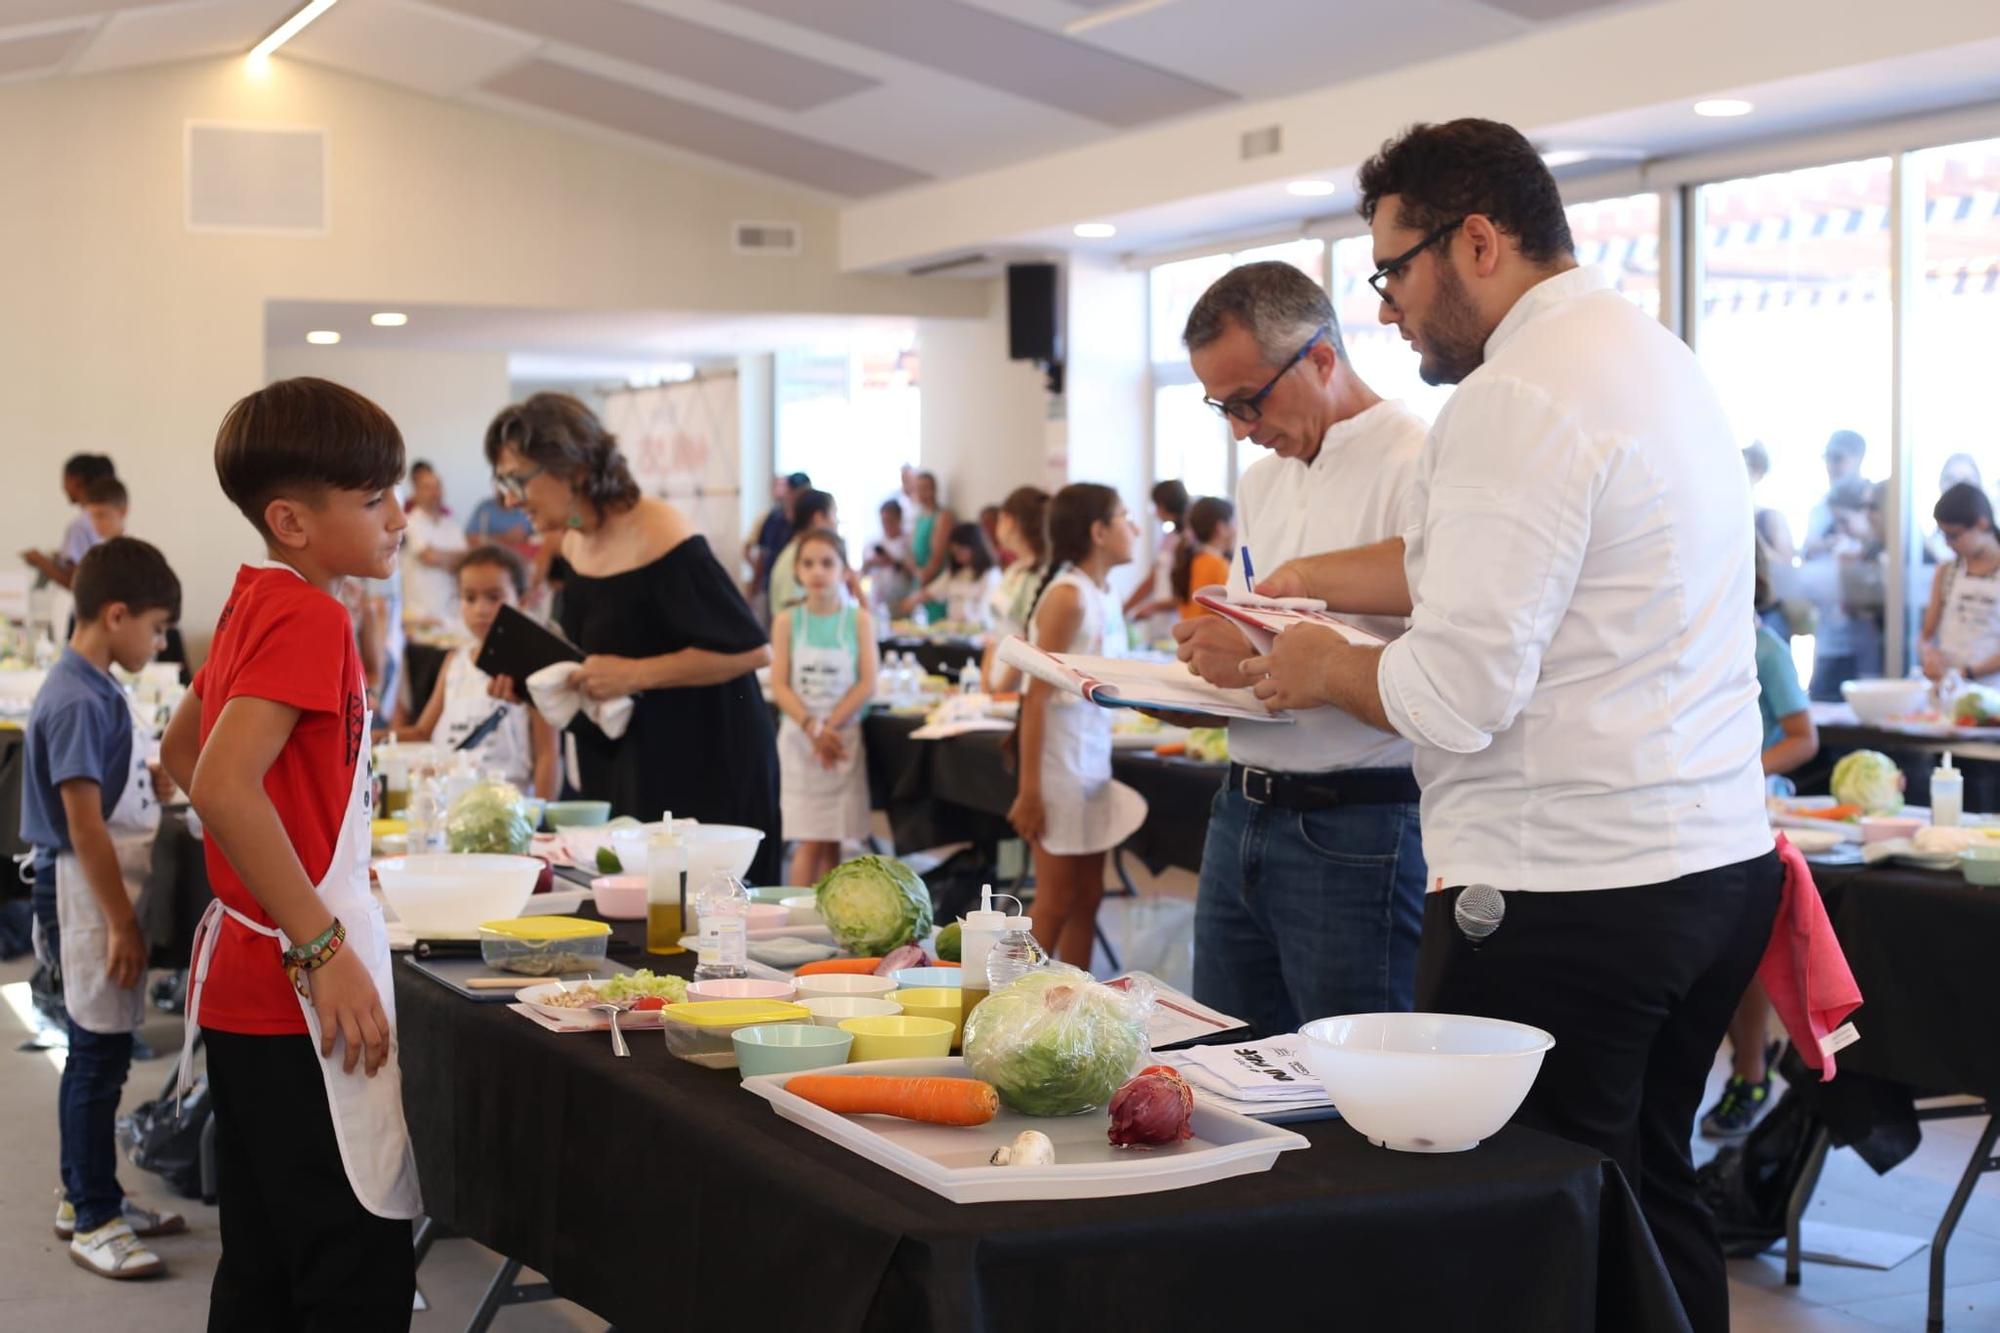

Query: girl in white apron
395,546,558,797
773,530,880,886
1920,483,2000,689
1008,484,1148,968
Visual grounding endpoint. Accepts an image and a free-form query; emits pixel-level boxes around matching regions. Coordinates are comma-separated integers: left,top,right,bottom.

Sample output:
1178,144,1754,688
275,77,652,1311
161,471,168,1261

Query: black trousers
1417,851,1781,1333
205,1030,415,1333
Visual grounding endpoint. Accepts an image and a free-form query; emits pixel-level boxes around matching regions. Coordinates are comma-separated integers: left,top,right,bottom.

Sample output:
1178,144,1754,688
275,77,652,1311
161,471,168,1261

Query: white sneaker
68,1219,164,1280
54,1192,187,1240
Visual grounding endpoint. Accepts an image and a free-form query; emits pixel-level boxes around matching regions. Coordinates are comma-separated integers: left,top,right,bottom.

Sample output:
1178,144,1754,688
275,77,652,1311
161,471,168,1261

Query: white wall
0,56,982,649
916,285,1052,519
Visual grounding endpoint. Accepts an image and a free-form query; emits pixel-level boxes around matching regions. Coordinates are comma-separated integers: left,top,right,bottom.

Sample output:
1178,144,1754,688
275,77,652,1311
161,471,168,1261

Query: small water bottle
691,871,751,981
406,766,444,853
986,912,1046,992
958,659,981,695
1932,751,1963,828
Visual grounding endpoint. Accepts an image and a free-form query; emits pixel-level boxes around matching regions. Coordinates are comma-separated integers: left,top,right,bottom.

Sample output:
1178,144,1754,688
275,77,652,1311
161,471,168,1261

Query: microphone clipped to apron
1454,883,1505,948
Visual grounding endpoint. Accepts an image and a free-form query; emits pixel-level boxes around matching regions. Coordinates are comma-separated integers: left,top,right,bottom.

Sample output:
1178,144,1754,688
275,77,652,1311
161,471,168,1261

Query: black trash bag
922,844,1004,926
116,1081,211,1200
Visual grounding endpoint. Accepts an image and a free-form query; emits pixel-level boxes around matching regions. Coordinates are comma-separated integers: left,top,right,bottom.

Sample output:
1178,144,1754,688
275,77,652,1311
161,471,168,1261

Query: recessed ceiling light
370,312,408,327
1694,98,1754,118
306,330,340,345
1287,180,1337,198
1539,150,1593,170
248,0,341,66
1073,222,1117,239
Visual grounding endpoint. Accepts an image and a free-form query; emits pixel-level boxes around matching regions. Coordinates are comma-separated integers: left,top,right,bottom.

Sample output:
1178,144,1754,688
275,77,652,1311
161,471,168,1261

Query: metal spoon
590,1000,633,1057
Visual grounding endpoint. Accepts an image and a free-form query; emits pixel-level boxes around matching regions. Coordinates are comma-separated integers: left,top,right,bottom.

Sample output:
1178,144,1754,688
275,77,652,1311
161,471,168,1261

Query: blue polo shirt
20,648,132,874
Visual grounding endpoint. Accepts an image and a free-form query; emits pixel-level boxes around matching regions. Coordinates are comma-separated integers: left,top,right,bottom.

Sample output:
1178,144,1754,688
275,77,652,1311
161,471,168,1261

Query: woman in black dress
483,394,781,884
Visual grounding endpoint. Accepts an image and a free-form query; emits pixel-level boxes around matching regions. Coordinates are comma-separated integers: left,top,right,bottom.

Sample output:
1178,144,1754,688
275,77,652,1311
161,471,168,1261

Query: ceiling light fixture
306,330,340,345
370,312,408,327
1693,98,1754,118
1287,179,1337,198
1073,222,1117,239
1064,0,1180,36
247,0,341,71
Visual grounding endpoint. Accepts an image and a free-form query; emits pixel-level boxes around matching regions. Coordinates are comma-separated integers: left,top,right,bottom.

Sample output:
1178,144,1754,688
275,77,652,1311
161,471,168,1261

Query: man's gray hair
1182,260,1346,365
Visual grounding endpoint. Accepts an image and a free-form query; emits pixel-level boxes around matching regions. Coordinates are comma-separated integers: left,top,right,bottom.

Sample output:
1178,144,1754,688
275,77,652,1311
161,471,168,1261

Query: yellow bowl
837,1015,954,1063
890,987,963,1048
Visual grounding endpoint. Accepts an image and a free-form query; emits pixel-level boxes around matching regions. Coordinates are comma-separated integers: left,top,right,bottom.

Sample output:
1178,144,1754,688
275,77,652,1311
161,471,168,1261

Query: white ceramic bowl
578,821,766,881
589,874,648,920
1841,677,1930,725
800,995,903,1027
791,973,900,1003
686,978,797,1003
1299,1012,1555,1153
779,893,824,926
374,854,541,936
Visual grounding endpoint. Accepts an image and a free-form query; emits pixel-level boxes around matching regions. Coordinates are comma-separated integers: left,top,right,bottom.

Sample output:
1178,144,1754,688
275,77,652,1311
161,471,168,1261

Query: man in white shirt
402,460,468,633
1173,263,1430,1037
1244,120,1777,1333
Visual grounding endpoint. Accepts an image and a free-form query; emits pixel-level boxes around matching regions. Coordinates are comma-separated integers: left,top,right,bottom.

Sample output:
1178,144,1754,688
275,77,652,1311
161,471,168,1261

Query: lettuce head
1830,750,1905,815
962,967,1149,1116
814,855,933,957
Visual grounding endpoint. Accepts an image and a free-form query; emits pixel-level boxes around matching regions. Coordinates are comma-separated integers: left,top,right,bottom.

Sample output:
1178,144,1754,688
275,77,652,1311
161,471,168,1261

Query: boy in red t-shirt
159,377,419,1330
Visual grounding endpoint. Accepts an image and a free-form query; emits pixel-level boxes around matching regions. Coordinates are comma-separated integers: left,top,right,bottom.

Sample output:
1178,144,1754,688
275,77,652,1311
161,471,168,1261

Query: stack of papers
1191,586,1386,655
1156,1038,1336,1118
997,637,1291,723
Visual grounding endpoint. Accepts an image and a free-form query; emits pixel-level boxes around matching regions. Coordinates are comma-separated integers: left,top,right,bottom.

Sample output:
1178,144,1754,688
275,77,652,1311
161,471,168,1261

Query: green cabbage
446,780,535,855
962,967,1149,1116
814,855,933,957
1830,750,1905,815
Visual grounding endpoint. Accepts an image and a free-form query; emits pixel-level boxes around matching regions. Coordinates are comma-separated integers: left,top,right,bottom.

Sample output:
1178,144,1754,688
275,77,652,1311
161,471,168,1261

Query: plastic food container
477,916,612,976
659,1000,811,1068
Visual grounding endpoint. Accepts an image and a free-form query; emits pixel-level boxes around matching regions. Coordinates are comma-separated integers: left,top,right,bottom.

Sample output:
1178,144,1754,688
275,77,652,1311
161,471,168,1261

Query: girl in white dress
1008,484,1148,967
1921,482,2000,689
981,486,1050,694
773,530,880,886
397,546,559,798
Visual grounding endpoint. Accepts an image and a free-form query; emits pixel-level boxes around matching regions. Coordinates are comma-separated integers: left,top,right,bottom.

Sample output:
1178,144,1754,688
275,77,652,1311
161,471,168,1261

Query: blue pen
1240,544,1256,588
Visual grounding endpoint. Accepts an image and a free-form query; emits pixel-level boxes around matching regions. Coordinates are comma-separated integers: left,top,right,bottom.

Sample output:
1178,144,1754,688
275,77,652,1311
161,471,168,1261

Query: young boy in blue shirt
22,536,186,1278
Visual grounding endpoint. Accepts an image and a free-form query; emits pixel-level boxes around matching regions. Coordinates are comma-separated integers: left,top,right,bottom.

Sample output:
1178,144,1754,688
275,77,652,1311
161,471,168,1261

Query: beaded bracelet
283,919,346,999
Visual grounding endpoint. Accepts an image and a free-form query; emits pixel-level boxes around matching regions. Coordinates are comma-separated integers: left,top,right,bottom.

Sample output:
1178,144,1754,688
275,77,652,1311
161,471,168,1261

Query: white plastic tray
740,1056,1310,1203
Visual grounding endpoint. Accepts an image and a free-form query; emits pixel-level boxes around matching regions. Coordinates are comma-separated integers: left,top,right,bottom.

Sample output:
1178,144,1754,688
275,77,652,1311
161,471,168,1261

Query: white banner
601,375,741,564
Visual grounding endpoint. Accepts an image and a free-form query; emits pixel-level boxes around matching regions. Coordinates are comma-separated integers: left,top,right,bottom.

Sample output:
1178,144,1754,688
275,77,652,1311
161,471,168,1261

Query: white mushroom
989,1130,1055,1166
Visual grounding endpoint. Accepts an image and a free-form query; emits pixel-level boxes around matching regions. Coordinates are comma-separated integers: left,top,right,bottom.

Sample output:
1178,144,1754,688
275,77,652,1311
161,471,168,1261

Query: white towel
526,662,635,741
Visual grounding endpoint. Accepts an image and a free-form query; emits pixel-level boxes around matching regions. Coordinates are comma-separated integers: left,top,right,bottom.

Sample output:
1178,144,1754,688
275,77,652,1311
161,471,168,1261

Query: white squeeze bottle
957,887,1010,1030
691,871,751,982
1932,751,1963,828
646,813,688,956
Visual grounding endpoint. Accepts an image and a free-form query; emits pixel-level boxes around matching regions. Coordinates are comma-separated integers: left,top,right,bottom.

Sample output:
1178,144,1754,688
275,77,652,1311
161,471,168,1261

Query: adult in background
744,472,809,622
21,453,115,590
1123,480,1189,642
401,461,468,634
1805,476,1885,699
1173,262,1428,1037
484,394,780,884
1242,120,1777,1332
908,470,957,621
1802,430,1867,559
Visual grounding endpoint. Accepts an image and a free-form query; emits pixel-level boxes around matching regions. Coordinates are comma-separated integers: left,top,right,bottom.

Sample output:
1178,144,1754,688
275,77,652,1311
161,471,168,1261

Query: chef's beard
1416,262,1489,387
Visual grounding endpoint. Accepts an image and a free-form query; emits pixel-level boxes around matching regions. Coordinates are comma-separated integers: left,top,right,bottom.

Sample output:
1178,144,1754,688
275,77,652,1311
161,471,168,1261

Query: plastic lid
1940,751,1958,773
962,884,1007,930
658,1000,809,1028
478,916,612,941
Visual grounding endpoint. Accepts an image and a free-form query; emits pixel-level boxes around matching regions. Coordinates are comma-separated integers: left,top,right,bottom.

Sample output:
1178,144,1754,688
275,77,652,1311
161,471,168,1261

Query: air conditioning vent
1240,124,1282,161
732,221,802,256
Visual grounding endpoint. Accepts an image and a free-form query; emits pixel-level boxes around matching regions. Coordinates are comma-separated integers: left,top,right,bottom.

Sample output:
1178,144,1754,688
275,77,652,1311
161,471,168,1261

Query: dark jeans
36,864,133,1233
206,1030,414,1333
1193,784,1426,1038
1417,851,1782,1333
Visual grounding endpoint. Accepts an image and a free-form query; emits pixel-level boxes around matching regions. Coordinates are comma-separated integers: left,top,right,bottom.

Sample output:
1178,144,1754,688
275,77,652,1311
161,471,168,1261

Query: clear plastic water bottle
691,871,751,981
958,660,981,695
986,912,1046,992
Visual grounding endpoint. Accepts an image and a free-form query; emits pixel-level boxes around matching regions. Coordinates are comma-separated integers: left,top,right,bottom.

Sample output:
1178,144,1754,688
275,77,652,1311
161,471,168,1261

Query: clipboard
473,604,582,683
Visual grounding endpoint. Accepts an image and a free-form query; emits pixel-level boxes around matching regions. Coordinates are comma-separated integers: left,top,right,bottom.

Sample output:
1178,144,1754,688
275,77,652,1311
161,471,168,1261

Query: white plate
741,1055,1309,1203
516,978,679,1030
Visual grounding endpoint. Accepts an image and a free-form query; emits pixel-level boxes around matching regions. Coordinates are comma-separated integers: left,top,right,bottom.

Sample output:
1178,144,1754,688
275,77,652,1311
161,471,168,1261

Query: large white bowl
792,973,899,1003
1841,677,1929,725
1299,1012,1554,1154
374,854,542,936
573,822,765,882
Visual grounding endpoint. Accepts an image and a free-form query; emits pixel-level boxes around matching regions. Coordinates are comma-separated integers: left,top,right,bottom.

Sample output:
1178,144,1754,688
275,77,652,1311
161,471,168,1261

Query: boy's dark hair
83,476,128,508
64,453,115,484
73,536,180,623
457,544,529,598
484,393,640,516
1357,119,1575,265
791,488,836,530
1936,481,1994,531
215,378,405,536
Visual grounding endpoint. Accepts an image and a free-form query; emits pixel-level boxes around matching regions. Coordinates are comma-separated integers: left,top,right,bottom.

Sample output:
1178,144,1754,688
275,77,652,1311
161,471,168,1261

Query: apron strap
175,898,282,1110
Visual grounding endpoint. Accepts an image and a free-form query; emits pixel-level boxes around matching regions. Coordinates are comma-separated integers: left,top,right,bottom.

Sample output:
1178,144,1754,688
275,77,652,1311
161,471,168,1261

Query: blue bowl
732,1023,852,1079
892,966,961,990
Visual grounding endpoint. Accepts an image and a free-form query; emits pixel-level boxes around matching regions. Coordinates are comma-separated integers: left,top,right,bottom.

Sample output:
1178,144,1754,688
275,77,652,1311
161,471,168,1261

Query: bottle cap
1941,751,1957,773
962,884,1007,930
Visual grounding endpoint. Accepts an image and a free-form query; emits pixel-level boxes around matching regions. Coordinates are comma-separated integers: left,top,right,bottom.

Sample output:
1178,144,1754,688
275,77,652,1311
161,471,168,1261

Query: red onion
873,944,927,977
1107,1067,1194,1148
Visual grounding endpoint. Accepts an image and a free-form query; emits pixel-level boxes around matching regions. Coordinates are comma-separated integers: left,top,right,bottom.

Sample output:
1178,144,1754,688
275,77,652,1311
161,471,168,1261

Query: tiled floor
0,862,1992,1331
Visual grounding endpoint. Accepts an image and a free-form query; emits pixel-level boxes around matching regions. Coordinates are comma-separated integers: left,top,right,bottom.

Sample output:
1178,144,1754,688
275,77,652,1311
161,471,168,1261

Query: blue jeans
36,863,132,1232
1193,784,1427,1038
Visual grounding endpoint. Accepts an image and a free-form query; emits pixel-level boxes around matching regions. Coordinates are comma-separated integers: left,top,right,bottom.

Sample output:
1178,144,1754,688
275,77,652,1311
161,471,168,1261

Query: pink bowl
590,875,649,920
687,977,797,1003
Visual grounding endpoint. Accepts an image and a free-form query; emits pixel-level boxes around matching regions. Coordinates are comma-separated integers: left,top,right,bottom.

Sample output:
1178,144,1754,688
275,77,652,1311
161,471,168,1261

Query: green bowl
1959,847,2000,886
544,800,612,829
732,1023,853,1079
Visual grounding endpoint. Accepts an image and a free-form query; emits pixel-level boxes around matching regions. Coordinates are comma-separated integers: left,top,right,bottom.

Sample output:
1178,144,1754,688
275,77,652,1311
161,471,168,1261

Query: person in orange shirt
1173,496,1237,622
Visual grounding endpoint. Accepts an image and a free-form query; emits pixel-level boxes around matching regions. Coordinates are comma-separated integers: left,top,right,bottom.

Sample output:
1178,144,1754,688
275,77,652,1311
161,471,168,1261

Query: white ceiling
0,0,1648,197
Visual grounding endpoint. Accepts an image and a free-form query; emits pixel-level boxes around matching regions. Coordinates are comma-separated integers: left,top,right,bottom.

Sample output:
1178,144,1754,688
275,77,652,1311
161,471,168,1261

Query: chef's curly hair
1358,118,1574,264
483,393,640,517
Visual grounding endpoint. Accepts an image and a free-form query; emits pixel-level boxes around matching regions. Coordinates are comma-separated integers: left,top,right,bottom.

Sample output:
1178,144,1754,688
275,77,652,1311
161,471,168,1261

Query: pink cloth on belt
1757,834,1864,1081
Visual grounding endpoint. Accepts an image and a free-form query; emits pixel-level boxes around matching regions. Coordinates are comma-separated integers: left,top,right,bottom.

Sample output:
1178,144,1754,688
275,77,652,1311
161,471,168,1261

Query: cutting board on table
402,953,634,1003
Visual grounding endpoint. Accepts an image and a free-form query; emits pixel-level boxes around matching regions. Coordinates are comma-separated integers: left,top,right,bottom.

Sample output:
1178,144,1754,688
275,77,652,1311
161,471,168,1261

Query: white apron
176,702,423,1220
1031,567,1148,856
778,605,871,842
1937,561,2000,689
436,647,533,788
57,702,160,1035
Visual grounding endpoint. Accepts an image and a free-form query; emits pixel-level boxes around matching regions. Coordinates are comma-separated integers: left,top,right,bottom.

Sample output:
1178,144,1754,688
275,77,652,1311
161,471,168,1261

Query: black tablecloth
395,952,1688,1333
878,637,982,679
1,725,24,861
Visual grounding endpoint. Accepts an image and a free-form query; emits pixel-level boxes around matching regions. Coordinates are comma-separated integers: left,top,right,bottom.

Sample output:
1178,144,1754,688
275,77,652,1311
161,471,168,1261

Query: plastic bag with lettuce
1830,749,1906,816
814,855,934,957
962,965,1153,1116
446,779,535,855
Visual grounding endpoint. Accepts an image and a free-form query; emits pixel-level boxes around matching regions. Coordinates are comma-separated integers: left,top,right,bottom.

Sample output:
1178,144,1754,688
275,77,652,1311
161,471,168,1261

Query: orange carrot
785,1075,999,1126
1154,741,1187,757
795,957,884,976
1800,804,1862,823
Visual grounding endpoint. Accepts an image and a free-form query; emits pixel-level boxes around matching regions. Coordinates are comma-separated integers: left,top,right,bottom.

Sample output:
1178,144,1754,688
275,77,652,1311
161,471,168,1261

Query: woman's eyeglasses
493,462,544,503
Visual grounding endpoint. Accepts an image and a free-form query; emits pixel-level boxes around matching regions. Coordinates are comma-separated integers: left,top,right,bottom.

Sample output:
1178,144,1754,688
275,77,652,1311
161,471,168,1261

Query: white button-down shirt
1229,401,1425,774
1377,267,1770,892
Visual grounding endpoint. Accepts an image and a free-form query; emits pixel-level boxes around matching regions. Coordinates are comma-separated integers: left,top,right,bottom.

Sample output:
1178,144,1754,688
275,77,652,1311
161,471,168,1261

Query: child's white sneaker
68,1219,164,1280
54,1191,186,1240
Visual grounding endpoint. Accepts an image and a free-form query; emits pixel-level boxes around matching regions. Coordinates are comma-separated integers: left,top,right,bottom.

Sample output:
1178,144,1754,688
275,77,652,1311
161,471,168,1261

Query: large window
775,342,919,556
1567,192,1663,319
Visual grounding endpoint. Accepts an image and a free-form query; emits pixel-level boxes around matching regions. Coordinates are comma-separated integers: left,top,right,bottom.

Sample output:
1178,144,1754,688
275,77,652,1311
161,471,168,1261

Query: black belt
1228,763,1421,810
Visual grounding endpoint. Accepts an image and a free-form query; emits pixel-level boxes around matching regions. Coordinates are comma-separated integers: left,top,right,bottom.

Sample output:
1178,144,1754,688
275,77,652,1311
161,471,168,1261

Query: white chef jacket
1377,266,1770,893
1227,401,1426,775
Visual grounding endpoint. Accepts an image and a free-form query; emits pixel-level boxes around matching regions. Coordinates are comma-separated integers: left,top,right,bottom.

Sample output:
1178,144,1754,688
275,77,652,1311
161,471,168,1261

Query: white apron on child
176,703,423,1220
1938,561,2000,689
1031,567,1147,856
435,647,533,788
57,701,161,1035
778,606,871,843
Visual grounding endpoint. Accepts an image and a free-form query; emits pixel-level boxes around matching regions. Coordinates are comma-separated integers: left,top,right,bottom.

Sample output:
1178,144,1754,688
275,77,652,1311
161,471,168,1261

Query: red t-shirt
192,564,368,1036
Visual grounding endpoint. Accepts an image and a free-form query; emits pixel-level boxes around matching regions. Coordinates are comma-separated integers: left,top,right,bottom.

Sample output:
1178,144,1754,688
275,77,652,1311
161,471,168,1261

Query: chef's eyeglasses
493,461,544,503
1203,326,1328,424
1367,218,1465,306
